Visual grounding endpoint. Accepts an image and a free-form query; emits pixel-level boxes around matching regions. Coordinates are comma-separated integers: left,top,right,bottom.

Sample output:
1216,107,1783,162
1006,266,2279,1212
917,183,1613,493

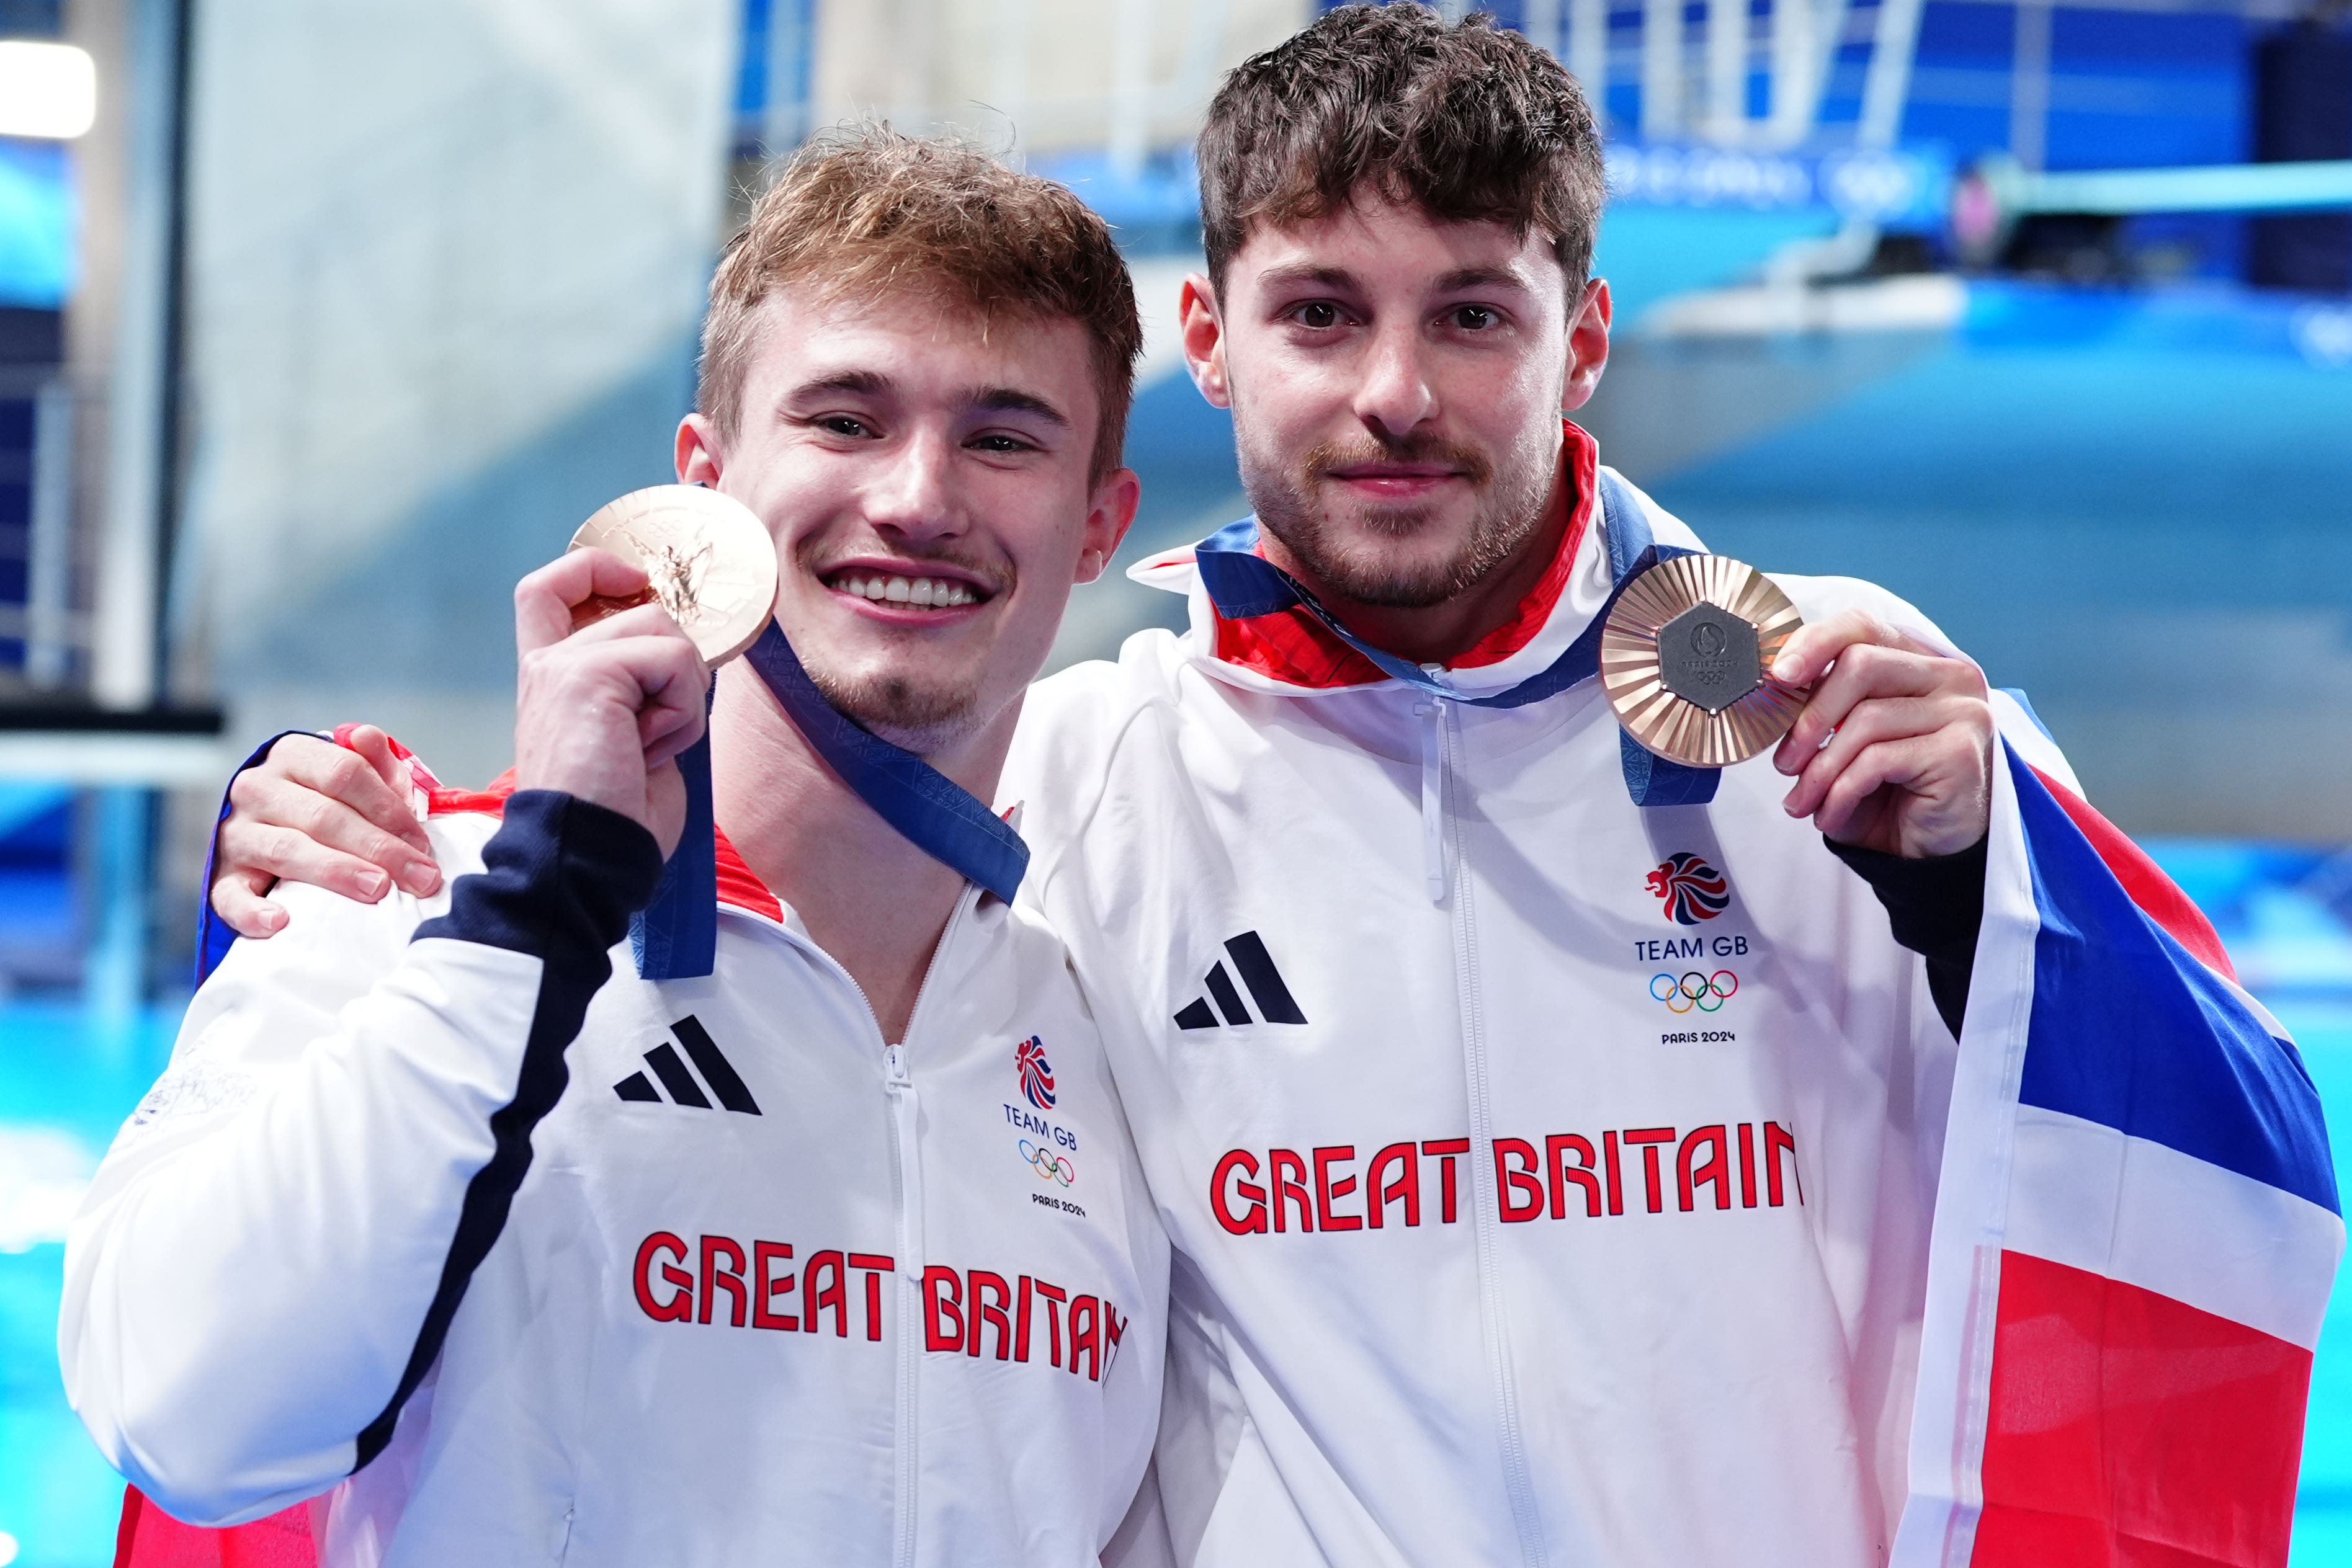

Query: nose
862,427,964,545
1351,316,1438,441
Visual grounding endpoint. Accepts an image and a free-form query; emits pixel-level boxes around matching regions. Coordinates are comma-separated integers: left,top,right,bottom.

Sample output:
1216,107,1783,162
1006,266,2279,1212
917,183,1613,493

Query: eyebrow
784,368,893,401
968,386,1070,428
1433,265,1532,295
1254,264,1361,295
1253,262,1532,298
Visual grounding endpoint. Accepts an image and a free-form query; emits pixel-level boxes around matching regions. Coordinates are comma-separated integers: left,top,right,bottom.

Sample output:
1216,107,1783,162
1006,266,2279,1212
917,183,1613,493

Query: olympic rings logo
1020,1138,1075,1187
1650,970,1738,1012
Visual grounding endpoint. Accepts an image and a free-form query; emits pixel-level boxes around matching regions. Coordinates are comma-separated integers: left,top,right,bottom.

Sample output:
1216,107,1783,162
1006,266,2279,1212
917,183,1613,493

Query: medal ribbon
1192,470,1720,808
630,621,1030,980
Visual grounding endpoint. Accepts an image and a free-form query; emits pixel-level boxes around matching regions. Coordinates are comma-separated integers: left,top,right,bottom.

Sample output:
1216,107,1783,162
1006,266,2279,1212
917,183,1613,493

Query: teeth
830,572,977,608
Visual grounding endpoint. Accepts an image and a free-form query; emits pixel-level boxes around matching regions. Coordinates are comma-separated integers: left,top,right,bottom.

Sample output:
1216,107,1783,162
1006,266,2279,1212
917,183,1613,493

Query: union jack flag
1896,696,2341,1566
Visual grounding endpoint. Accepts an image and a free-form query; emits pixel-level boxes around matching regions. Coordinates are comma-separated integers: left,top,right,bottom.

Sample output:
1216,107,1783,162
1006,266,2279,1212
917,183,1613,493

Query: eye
970,432,1038,455
816,414,874,439
1287,301,1346,330
1448,305,1501,331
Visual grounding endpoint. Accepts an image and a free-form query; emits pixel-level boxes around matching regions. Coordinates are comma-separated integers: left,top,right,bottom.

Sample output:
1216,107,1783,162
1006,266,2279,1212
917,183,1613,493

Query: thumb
644,758,689,863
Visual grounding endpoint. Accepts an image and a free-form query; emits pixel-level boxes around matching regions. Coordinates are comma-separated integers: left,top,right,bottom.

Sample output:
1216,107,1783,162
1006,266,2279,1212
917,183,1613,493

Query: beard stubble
1240,423,1557,610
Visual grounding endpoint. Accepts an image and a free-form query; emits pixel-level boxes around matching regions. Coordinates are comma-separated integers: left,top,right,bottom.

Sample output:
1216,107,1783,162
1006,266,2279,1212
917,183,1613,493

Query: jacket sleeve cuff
416,790,665,961
1823,833,1987,1038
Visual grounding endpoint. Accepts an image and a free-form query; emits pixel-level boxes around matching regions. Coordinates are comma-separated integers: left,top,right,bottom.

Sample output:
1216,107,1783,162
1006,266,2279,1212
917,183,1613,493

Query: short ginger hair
1198,4,1605,301
699,127,1143,481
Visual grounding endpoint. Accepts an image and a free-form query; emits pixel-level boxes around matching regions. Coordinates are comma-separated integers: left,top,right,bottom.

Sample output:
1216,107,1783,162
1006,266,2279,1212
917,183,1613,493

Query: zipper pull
1417,700,1448,905
883,1044,909,1084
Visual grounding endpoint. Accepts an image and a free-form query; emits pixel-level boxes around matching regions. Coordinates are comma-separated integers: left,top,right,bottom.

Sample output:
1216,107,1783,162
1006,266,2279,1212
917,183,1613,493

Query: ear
1562,277,1612,414
676,413,725,486
1179,274,1232,411
1076,466,1142,584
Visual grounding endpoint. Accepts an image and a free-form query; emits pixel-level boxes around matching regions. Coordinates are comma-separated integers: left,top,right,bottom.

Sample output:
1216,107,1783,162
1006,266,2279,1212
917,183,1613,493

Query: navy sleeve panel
1825,834,1988,1040
354,790,663,1468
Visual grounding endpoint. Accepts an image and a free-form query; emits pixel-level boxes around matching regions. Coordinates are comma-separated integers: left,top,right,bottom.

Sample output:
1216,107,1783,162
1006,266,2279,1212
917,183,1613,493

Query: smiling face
1200,196,1603,613
680,284,1136,757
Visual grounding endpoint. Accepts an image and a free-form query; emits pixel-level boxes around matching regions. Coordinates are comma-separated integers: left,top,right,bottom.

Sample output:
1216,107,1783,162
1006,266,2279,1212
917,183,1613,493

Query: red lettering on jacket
1211,1149,1269,1235
635,1231,692,1322
1101,1299,1127,1379
1269,1148,1313,1232
1016,1273,1034,1361
1313,1145,1363,1231
1678,1126,1730,1212
1210,1118,1801,1237
1068,1294,1101,1380
968,1270,1014,1360
1546,1133,1601,1219
1765,1121,1803,1206
753,1241,797,1330
1623,1128,1676,1214
804,1249,847,1337
1367,1141,1420,1227
1494,1138,1544,1223
699,1235,748,1327
1421,1138,1469,1224
923,1266,965,1352
1034,1280,1069,1368
848,1252,893,1342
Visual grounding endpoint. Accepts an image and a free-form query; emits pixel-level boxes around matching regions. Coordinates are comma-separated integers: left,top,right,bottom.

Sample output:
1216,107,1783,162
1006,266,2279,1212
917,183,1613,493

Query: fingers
1781,694,1944,821
1812,735,1940,844
224,765,440,898
208,866,287,939
1774,639,1983,773
264,733,433,855
1770,608,1940,690
339,724,412,797
515,549,653,657
514,606,709,822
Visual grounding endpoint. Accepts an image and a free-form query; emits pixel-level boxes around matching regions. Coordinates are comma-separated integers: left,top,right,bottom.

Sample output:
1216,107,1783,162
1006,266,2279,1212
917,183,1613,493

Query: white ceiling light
0,41,99,140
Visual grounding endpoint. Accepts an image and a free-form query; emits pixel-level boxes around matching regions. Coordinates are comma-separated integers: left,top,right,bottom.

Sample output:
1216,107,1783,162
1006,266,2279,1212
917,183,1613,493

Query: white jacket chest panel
392,883,1163,1567
1016,644,1952,1568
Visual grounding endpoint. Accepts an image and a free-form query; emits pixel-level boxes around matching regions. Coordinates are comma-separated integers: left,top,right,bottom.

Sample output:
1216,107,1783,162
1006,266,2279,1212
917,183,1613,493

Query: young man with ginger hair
64,130,1169,1567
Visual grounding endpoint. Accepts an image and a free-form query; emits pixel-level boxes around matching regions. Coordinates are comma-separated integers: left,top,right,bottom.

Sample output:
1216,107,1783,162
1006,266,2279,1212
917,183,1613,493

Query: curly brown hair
1198,4,1605,301
699,127,1143,481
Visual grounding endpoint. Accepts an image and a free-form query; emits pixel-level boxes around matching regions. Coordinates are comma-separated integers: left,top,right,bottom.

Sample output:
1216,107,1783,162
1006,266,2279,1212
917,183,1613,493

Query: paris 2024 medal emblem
566,486,778,667
1601,554,1807,767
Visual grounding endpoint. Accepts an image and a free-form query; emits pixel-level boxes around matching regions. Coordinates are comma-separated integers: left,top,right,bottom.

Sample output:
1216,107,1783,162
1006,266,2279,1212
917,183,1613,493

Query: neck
1264,451,1571,668
707,662,1014,1045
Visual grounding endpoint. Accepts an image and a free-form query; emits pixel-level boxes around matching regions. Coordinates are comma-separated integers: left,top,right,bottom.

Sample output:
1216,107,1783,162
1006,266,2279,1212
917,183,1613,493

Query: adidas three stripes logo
614,1015,762,1115
1174,930,1307,1030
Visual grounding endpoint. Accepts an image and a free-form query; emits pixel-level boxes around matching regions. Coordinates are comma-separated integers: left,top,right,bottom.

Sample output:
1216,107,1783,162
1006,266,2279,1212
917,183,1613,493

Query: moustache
1301,434,1494,489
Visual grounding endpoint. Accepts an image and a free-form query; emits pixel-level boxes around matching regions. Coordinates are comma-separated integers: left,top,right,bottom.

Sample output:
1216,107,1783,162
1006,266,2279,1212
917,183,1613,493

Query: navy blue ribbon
1192,470,1719,808
630,621,1031,980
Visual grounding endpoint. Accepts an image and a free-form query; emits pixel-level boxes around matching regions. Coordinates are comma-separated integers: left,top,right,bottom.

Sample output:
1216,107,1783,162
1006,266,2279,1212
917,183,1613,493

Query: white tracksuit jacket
1002,441,1998,1568
62,789,1168,1567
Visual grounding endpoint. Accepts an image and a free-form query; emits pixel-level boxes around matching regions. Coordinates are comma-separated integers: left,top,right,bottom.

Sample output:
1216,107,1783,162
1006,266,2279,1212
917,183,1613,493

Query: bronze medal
567,486,777,666
1601,554,1807,768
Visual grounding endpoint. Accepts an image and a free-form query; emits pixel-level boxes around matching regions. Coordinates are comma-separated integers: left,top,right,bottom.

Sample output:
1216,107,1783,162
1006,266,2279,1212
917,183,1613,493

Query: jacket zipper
1431,700,1552,1568
815,888,975,1568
